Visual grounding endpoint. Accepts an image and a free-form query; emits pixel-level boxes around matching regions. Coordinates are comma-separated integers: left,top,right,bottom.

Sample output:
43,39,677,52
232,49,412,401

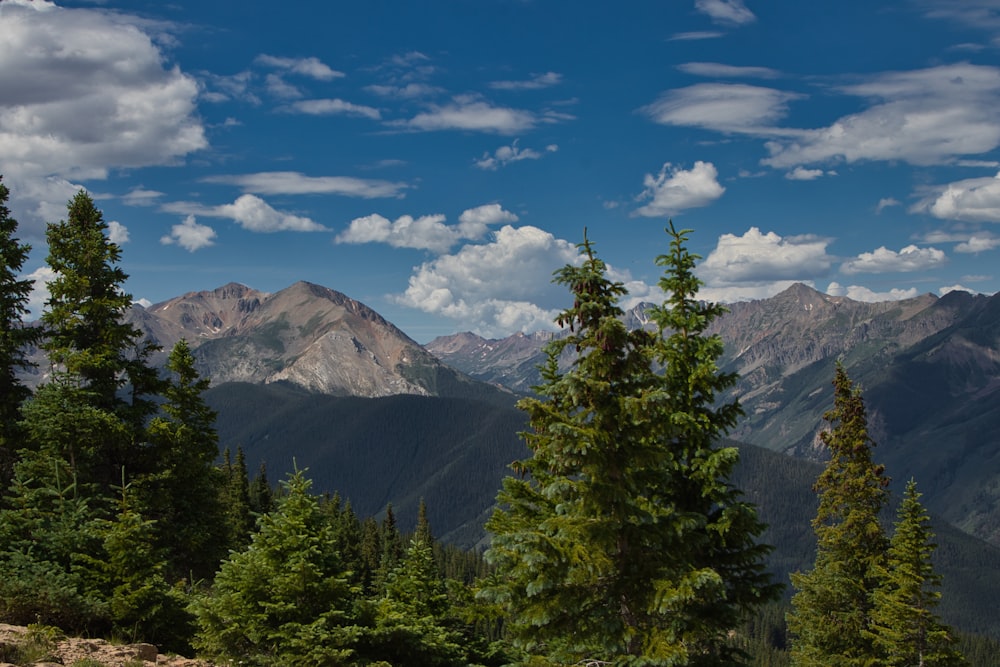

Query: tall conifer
788,364,890,666
484,226,777,665
0,176,41,489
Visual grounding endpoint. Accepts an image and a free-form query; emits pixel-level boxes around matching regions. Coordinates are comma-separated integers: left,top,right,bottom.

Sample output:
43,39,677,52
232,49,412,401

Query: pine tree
870,480,966,666
221,446,254,550
192,469,361,666
0,175,42,490
788,364,891,666
143,339,227,581
483,226,777,666
36,190,161,493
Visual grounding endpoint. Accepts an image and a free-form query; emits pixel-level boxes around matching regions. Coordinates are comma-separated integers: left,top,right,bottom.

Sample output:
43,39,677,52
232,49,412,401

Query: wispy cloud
668,31,724,41
254,54,344,81
641,83,803,133
391,96,540,134
677,62,780,79
474,140,558,170
490,72,563,91
694,0,757,25
282,98,381,119
164,194,328,232
202,172,409,199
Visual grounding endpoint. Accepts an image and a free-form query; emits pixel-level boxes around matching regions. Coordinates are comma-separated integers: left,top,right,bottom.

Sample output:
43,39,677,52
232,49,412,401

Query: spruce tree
192,469,361,666
143,339,227,580
788,364,890,666
870,480,966,666
0,176,42,489
36,190,161,493
484,226,777,666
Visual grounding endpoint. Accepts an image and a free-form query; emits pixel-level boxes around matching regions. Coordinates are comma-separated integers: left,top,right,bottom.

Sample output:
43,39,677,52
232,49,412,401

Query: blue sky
3,0,1000,342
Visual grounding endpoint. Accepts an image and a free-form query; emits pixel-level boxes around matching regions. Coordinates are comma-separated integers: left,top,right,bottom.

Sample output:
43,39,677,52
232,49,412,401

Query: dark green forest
2,182,999,665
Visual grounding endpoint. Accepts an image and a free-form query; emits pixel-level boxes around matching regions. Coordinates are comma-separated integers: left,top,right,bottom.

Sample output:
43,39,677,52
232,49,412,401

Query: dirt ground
0,624,215,667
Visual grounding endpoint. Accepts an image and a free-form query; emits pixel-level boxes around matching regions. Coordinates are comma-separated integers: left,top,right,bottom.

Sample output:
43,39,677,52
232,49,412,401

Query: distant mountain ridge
427,283,1000,547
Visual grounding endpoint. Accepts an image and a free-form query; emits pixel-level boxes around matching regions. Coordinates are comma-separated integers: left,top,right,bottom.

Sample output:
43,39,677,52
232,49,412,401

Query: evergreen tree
484,226,777,666
870,480,966,666
788,364,891,666
0,175,42,489
143,339,227,581
36,191,161,493
192,469,361,666
250,460,273,515
363,517,465,666
221,446,254,550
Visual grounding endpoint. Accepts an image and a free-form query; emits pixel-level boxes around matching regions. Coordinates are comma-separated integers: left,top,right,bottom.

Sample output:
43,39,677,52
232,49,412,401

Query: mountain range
16,279,1000,637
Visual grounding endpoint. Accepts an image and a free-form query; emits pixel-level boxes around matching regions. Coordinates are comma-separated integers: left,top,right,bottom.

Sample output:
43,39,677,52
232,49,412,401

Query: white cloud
336,213,454,252
641,83,803,133
203,171,409,198
668,31,724,41
395,225,581,336
876,197,901,213
785,166,834,180
264,73,302,99
457,203,519,237
633,161,725,218
336,203,517,252
122,187,164,207
284,98,381,119
474,140,557,170
393,97,539,134
107,221,129,244
254,54,344,81
699,227,834,285
164,194,328,233
489,72,563,91
938,283,979,296
365,83,442,99
826,282,921,302
676,62,780,79
694,0,757,25
160,214,217,252
698,280,810,304
841,244,948,274
25,265,56,319
912,172,1000,222
763,64,1000,168
955,234,1000,253
0,0,206,228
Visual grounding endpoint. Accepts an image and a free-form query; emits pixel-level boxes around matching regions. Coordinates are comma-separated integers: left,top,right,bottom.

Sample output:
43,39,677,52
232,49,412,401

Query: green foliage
869,480,966,666
142,339,228,580
0,450,108,633
0,175,41,489
191,469,361,666
484,226,778,665
788,364,892,666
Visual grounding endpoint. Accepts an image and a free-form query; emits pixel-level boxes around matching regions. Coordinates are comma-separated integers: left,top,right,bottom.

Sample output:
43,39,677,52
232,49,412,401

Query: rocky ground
0,624,214,667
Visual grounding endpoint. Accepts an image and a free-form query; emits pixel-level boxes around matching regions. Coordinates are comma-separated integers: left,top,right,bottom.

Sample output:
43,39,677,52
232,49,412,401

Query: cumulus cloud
253,54,344,81
676,62,780,79
160,215,217,252
640,83,803,133
284,98,381,119
699,227,834,285
841,244,948,274
25,266,57,319
763,64,1000,168
938,283,979,296
107,221,129,244
489,72,563,91
0,0,206,228
202,171,409,199
695,0,757,25
395,225,581,336
827,282,921,302
955,234,1000,253
633,161,725,218
336,203,518,253
392,96,540,134
474,140,558,170
164,195,328,232
912,172,1000,222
